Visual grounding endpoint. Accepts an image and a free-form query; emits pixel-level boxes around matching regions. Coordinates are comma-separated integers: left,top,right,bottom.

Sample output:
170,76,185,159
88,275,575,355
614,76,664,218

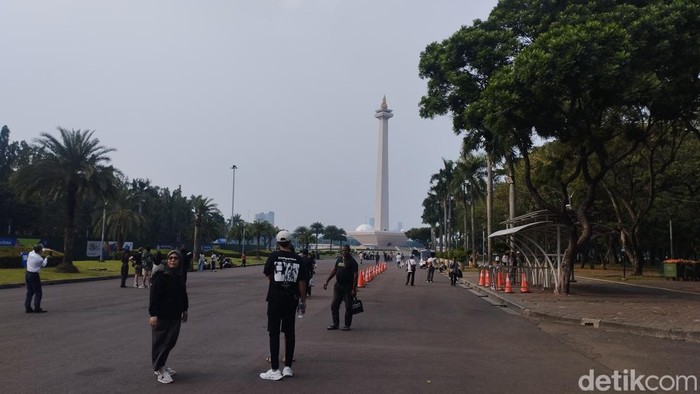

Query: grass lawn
0,258,264,286
0,260,123,286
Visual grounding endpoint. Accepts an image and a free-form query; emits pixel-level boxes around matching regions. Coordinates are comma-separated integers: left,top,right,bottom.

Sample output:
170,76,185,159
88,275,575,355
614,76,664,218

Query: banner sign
0,237,17,246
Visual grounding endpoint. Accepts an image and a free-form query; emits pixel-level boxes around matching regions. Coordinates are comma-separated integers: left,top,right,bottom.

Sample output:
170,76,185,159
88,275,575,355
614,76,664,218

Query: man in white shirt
405,256,417,286
25,244,49,313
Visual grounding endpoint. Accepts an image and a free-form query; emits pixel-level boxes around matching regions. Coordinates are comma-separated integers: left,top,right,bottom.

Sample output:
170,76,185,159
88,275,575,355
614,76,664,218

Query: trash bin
21,252,29,268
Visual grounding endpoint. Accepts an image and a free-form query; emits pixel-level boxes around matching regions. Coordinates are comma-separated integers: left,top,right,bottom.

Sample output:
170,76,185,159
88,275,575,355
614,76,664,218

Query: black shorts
267,296,297,335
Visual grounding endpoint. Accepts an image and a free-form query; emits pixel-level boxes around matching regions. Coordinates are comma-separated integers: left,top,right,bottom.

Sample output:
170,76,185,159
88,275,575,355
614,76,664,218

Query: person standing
197,253,205,272
210,253,218,272
142,247,154,288
133,247,144,288
241,252,247,267
120,249,131,288
426,256,436,283
405,255,417,286
149,250,189,384
323,244,359,331
260,230,309,381
24,244,49,313
179,247,191,284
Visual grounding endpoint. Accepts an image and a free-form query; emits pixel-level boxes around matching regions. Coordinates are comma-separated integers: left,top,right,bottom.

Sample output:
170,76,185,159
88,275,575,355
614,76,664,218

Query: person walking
149,249,189,384
405,255,417,286
323,244,359,331
300,249,316,297
260,230,309,381
449,260,459,286
24,244,49,313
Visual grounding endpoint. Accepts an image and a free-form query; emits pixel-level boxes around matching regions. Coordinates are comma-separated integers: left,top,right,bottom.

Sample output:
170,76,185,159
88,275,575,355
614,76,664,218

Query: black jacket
149,271,188,319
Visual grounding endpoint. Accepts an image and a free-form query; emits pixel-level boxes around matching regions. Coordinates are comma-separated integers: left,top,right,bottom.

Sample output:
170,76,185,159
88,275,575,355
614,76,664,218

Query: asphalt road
2,258,698,393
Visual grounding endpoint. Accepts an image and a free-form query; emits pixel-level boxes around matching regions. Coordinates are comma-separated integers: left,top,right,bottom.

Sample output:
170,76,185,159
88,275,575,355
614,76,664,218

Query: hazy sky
1,0,499,233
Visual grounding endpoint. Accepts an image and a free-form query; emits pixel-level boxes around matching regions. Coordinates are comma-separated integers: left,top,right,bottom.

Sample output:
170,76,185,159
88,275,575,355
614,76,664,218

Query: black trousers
406,270,415,286
331,283,353,328
24,272,42,310
152,318,181,371
267,296,297,370
120,264,129,287
427,267,435,282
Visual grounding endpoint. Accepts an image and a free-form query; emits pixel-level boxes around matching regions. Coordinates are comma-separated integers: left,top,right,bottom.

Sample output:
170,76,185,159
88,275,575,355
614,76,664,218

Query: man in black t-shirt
323,244,359,331
260,231,309,381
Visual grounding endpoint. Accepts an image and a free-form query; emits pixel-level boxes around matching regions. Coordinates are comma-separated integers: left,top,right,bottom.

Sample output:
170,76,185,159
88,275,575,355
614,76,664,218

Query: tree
453,153,487,264
323,225,346,251
419,0,700,293
191,195,219,261
94,185,146,252
310,222,324,253
249,220,268,259
12,128,119,272
429,159,454,251
404,227,432,249
293,226,313,250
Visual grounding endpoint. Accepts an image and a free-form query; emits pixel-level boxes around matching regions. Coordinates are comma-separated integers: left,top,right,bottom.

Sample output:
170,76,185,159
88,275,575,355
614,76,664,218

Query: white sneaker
156,369,173,384
282,366,293,377
154,367,176,377
259,369,283,381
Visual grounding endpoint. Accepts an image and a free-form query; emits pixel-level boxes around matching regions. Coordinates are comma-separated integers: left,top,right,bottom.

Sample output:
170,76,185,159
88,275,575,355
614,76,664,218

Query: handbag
351,296,364,315
457,268,463,278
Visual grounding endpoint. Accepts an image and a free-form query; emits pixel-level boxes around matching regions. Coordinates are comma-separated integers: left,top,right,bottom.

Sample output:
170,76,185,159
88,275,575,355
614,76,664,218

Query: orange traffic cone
357,270,365,288
520,272,530,293
484,270,491,287
496,271,503,291
478,269,485,286
504,274,513,293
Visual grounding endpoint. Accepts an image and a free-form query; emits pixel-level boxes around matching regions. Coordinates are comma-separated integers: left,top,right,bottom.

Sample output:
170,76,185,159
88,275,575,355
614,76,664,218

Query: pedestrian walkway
459,267,700,343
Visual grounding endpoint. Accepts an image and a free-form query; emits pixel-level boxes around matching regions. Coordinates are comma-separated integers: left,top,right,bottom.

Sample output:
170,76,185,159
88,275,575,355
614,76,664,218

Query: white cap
276,230,292,243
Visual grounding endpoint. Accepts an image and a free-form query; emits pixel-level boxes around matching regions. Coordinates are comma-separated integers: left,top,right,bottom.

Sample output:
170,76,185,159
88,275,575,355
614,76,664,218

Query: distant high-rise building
396,222,403,231
368,217,375,227
255,211,275,225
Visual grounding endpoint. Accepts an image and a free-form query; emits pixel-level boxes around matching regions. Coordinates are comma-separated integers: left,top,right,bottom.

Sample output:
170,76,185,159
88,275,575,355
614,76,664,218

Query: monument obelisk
347,96,406,248
374,95,393,232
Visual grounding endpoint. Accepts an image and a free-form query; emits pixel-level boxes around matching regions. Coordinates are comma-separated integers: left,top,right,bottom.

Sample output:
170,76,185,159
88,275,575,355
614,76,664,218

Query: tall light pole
231,165,237,250
230,165,237,224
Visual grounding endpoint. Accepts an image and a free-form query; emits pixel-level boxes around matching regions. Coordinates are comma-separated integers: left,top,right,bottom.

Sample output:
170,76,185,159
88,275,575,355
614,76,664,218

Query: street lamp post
231,165,239,253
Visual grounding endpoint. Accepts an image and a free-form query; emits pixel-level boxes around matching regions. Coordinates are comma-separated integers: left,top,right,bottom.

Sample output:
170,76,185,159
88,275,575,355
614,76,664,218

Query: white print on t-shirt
274,258,300,283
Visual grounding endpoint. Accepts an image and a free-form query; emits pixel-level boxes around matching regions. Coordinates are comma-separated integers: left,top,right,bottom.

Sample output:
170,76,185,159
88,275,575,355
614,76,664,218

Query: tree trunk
486,156,493,263
56,191,79,273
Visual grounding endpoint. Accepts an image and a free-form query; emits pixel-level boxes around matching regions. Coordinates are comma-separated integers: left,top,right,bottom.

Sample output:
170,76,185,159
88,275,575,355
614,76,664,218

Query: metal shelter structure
488,210,568,290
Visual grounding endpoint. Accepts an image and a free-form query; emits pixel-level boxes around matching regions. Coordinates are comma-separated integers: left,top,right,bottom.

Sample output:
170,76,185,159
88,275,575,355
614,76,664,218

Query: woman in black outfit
149,250,189,384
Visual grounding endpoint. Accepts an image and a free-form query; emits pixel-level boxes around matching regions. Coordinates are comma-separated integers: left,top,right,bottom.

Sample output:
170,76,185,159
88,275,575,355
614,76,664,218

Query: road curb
0,275,121,290
461,278,700,344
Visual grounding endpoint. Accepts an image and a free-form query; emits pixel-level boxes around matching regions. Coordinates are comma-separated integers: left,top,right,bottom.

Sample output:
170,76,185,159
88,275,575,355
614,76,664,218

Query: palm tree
453,153,487,265
429,159,455,251
227,214,246,250
323,225,346,251
191,195,219,261
249,220,268,259
12,128,119,272
310,222,324,253
93,186,146,253
293,226,314,250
